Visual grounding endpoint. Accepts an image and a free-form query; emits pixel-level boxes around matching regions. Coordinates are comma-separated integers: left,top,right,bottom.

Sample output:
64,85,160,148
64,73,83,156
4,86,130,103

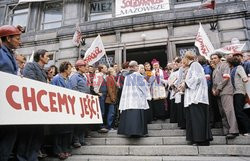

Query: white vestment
119,71,150,111
184,62,209,107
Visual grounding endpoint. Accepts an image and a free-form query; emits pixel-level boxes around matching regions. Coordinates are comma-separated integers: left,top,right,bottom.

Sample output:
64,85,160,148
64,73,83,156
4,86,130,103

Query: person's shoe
197,141,210,146
243,133,250,136
98,128,109,133
57,153,67,160
72,142,81,148
64,152,72,157
226,133,238,139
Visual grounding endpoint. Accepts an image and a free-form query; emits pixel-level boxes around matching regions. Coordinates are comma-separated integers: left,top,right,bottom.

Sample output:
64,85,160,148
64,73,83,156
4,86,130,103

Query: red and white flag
214,43,246,54
72,24,82,47
83,35,106,65
200,0,215,10
195,23,215,59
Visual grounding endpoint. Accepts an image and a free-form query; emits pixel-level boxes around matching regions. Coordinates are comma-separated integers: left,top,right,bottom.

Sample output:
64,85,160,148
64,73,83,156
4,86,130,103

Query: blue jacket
23,62,47,83
51,74,72,89
242,60,250,75
69,72,90,94
0,45,18,75
202,64,212,89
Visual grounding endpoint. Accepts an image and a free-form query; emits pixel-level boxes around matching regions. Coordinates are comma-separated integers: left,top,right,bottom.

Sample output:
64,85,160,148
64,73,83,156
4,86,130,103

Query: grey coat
212,62,233,95
23,62,47,83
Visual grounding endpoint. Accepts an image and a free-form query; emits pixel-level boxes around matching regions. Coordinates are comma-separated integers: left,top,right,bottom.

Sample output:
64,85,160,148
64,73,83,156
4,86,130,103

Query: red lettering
49,92,58,112
80,97,85,118
22,87,37,111
82,97,90,115
121,0,163,8
37,90,49,112
6,85,22,110
95,97,100,119
68,95,76,115
57,93,69,114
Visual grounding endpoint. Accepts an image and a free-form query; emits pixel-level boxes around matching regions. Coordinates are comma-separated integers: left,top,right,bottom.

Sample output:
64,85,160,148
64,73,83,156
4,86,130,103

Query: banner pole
105,53,111,68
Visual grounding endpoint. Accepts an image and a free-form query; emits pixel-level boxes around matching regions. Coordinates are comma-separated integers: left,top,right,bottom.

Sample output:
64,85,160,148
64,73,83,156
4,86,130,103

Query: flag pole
105,53,111,68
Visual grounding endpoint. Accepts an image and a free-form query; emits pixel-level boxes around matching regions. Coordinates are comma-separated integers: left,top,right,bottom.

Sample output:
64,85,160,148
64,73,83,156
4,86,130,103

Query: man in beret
0,25,22,161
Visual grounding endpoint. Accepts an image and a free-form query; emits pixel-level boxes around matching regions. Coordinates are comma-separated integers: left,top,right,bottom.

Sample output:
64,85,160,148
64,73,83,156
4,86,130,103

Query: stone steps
85,136,227,145
46,155,250,161
89,128,224,138
71,145,250,156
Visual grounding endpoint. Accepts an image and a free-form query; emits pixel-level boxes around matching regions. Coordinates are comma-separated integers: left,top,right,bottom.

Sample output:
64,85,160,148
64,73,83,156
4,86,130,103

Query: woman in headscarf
181,51,213,146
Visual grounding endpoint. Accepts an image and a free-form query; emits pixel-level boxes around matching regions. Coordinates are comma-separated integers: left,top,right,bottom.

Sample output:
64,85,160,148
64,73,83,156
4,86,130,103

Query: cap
75,59,86,67
0,25,22,37
151,59,159,65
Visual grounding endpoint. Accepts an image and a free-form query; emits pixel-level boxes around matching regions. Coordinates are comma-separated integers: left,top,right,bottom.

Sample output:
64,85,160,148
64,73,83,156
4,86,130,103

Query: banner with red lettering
195,23,215,59
83,35,106,65
116,0,170,17
0,71,103,125
214,43,246,54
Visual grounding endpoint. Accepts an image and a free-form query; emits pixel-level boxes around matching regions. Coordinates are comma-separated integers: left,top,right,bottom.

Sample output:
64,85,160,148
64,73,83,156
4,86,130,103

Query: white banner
83,35,106,65
0,71,103,125
214,43,246,54
19,0,49,3
116,0,170,17
195,23,214,59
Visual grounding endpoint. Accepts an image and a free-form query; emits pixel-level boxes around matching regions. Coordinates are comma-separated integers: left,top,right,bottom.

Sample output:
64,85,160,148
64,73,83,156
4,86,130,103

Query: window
9,6,29,28
89,0,113,21
42,1,63,30
176,43,198,57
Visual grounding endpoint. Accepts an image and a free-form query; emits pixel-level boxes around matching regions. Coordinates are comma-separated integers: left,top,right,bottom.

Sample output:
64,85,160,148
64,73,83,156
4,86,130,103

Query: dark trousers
234,94,250,133
53,133,72,154
0,126,17,161
72,125,86,144
16,126,44,161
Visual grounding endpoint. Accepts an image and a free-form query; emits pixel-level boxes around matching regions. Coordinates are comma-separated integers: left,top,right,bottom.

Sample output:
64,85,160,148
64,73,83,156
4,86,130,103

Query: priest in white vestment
181,51,213,146
118,61,150,137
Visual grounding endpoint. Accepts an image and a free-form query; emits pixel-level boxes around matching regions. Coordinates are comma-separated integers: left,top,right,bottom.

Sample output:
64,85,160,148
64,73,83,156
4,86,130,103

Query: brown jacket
105,75,118,104
212,62,233,95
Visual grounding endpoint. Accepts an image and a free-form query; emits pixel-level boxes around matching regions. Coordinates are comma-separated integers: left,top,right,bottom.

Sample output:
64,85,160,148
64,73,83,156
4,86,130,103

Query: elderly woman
118,61,150,137
181,51,213,146
227,56,250,136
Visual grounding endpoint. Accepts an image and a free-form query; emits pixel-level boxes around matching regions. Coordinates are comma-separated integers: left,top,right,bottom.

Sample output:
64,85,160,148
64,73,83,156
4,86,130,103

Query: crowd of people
0,25,250,161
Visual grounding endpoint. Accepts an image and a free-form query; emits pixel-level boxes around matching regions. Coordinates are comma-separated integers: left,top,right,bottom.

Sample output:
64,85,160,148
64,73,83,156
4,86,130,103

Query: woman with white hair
118,61,150,137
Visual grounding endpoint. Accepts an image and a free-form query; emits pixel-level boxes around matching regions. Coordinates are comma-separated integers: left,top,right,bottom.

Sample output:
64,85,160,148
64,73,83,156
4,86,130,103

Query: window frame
8,3,30,29
87,0,114,21
41,0,64,30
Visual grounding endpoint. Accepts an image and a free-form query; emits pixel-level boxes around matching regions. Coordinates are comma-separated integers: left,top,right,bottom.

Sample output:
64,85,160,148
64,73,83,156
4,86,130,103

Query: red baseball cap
75,59,87,67
0,25,22,37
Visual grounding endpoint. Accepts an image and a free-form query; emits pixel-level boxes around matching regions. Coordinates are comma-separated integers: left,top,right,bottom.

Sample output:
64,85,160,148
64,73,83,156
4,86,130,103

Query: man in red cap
0,25,22,161
69,59,90,148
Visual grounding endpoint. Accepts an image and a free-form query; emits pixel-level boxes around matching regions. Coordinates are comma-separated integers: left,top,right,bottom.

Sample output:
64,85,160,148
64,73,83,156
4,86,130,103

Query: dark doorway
126,46,168,68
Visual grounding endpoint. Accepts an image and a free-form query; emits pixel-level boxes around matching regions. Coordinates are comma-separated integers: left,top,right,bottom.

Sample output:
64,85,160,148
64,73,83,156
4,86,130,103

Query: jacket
69,72,90,94
0,45,18,75
212,62,233,95
23,62,47,83
105,75,118,104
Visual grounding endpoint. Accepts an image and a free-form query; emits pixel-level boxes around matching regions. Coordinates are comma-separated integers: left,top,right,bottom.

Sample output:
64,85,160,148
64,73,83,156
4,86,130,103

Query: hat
151,59,159,65
0,25,22,37
75,60,86,67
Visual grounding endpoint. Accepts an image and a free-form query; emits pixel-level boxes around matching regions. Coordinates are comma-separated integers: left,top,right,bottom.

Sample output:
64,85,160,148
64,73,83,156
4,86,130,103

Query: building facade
0,0,249,67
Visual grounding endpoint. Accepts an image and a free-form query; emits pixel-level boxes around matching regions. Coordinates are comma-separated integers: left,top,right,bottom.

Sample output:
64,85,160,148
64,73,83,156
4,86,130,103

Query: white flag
195,23,214,58
28,51,34,62
19,0,49,3
214,43,246,54
72,24,82,47
83,35,106,65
